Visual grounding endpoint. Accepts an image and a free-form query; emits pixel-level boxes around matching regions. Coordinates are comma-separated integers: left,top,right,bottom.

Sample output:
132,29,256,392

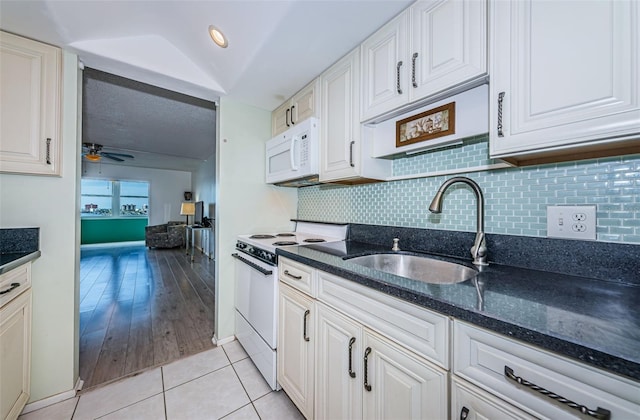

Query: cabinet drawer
279,257,315,296
451,376,536,420
0,263,31,308
317,270,450,369
454,321,640,419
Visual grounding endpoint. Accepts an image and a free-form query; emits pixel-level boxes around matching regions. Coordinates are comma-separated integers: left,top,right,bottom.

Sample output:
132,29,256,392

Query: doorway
78,68,217,389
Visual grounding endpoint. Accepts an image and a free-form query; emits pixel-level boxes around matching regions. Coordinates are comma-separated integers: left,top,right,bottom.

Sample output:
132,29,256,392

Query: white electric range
233,222,347,390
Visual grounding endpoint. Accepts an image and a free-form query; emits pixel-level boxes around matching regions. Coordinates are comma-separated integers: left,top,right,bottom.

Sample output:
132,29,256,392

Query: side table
185,225,213,262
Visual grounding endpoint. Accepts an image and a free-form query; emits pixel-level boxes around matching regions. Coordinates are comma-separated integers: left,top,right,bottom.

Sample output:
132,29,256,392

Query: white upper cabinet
272,79,320,137
320,48,392,183
410,0,487,102
0,31,61,176
489,0,640,165
361,10,410,122
361,0,487,122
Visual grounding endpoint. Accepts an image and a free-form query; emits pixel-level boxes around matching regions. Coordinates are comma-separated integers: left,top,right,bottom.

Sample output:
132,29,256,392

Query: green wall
81,218,148,244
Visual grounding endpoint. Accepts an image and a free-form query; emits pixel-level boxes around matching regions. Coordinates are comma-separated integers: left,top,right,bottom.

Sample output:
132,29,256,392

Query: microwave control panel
300,133,309,167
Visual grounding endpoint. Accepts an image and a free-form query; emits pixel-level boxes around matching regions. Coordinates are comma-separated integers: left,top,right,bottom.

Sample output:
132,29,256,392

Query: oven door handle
232,253,273,276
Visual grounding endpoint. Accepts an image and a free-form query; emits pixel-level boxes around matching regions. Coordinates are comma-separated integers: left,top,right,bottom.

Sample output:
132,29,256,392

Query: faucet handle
392,238,400,252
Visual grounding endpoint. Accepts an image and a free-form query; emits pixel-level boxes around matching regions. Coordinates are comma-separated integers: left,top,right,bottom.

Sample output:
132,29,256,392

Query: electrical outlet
547,206,596,240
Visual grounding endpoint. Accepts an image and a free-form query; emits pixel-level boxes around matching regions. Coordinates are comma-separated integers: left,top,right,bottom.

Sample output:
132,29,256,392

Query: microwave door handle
290,136,299,171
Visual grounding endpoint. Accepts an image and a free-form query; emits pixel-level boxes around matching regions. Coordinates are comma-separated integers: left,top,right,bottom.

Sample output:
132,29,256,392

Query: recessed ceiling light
208,25,228,48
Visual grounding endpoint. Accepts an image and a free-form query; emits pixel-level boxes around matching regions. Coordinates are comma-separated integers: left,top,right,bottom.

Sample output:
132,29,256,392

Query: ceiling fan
82,143,134,162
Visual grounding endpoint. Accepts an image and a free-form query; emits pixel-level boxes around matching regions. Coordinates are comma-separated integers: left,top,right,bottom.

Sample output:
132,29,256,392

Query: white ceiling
0,0,413,170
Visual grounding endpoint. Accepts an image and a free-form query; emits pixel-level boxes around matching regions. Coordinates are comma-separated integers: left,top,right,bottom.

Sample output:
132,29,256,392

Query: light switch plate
547,205,596,240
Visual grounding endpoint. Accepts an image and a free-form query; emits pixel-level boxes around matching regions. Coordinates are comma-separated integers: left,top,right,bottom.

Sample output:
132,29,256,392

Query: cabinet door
291,79,319,126
0,31,61,176
271,101,291,136
277,284,315,419
362,330,448,420
319,48,361,182
489,0,640,162
0,290,32,420
410,0,487,101
360,10,410,122
451,377,536,420
315,303,363,420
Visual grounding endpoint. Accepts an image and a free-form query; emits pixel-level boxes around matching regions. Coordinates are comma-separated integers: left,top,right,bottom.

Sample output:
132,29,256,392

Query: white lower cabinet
279,259,640,420
315,302,447,420
315,303,362,420
278,258,449,420
453,321,640,420
362,329,447,420
277,283,315,419
0,265,32,420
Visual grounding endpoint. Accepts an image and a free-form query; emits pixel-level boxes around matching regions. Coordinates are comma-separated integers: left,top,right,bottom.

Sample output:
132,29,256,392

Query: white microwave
265,117,320,186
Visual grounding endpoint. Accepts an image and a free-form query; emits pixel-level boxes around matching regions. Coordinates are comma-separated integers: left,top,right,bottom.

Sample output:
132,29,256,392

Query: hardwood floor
79,243,215,390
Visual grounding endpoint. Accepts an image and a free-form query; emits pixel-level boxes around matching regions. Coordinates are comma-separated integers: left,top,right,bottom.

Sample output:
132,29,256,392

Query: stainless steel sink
346,253,477,284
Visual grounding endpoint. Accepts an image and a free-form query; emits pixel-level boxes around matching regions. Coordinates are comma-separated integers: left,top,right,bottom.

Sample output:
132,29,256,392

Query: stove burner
273,241,298,246
303,238,326,243
250,234,276,239
276,233,295,237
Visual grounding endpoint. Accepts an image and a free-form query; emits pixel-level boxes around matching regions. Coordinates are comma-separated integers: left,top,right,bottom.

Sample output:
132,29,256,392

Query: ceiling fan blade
103,152,134,159
103,154,125,162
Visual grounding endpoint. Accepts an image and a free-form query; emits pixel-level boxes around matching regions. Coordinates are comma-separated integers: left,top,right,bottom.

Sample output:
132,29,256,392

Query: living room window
81,179,149,217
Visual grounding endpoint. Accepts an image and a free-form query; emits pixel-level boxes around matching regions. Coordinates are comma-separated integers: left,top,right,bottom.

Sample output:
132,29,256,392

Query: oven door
233,252,278,348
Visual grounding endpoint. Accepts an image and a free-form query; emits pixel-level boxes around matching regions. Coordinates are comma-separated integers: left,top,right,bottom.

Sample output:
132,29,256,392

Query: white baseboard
212,334,235,346
22,377,83,414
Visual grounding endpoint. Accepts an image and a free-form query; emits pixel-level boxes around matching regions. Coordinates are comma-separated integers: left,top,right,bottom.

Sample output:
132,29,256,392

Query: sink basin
346,253,477,284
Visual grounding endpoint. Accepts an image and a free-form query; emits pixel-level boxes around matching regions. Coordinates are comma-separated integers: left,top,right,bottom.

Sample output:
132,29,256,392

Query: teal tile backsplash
298,136,640,244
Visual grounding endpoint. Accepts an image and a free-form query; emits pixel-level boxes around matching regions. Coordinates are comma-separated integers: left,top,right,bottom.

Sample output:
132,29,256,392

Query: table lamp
180,202,196,225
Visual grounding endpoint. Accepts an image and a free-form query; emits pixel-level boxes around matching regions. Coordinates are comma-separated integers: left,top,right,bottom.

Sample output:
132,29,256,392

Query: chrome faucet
429,176,488,266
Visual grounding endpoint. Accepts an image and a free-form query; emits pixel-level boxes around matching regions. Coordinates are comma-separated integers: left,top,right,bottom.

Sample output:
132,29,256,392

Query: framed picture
396,102,455,148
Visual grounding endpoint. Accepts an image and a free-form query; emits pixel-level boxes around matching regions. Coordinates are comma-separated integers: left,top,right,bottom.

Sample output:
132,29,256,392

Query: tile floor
20,341,304,420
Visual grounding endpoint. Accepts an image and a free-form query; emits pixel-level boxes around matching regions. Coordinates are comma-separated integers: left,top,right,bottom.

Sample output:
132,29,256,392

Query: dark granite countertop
0,227,41,274
277,240,640,382
0,251,41,274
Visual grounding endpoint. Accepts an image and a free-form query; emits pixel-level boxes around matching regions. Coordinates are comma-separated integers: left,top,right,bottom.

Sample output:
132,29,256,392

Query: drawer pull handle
396,61,403,94
284,270,302,280
497,92,505,137
0,282,20,295
348,337,356,378
504,366,611,420
303,309,310,342
363,347,372,391
460,406,469,420
411,52,418,88
349,141,355,167
46,138,52,164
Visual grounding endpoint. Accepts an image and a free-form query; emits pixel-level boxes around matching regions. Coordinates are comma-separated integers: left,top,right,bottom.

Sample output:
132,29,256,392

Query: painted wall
82,163,191,225
0,52,80,402
299,135,640,244
215,98,298,341
80,218,148,244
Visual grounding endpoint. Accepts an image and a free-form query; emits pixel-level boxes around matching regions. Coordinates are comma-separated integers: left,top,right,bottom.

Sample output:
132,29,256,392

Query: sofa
145,221,186,248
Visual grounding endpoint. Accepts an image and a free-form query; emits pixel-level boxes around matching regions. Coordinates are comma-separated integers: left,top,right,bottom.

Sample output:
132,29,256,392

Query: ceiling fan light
86,154,101,161
208,25,228,48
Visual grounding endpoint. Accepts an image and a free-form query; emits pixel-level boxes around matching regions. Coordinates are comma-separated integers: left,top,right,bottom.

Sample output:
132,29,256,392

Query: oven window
269,149,292,174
